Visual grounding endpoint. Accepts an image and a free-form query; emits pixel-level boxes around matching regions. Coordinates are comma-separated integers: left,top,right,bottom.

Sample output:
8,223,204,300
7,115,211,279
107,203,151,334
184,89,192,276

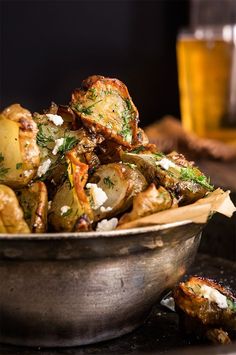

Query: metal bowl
0,221,203,347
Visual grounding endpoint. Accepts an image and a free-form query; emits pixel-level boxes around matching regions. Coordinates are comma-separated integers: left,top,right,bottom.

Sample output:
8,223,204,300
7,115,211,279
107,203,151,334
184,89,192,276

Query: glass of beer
177,25,236,142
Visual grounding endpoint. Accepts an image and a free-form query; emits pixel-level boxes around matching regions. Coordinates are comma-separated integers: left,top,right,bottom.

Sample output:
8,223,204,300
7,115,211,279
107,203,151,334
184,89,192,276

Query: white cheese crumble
96,218,118,232
86,183,108,210
100,206,112,213
23,169,33,177
46,113,64,126
60,205,71,216
200,285,228,309
157,158,177,171
37,159,51,177
52,138,64,155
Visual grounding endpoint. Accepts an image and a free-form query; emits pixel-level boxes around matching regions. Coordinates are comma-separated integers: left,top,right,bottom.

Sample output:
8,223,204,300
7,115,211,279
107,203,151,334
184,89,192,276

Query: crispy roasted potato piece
0,104,40,188
121,151,213,205
17,182,48,233
48,151,93,232
0,184,30,233
88,162,147,221
118,183,173,224
71,75,139,147
34,109,103,185
173,276,236,344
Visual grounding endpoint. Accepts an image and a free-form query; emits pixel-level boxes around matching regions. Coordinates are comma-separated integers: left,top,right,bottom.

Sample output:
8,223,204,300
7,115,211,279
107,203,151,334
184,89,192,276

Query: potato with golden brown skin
0,184,30,233
121,151,213,205
118,183,173,225
48,152,93,232
17,182,48,233
173,276,236,344
88,162,147,222
71,75,139,147
0,104,40,188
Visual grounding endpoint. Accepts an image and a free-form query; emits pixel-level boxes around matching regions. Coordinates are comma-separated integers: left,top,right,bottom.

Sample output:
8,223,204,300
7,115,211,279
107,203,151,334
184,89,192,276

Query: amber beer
177,27,236,142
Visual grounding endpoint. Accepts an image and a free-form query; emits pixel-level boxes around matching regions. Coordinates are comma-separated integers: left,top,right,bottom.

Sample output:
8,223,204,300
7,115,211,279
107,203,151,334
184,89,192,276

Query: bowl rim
0,220,201,241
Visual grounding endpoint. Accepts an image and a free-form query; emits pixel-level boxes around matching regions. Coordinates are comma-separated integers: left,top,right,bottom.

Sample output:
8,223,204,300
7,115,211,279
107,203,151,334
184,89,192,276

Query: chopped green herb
98,113,104,120
103,176,115,189
124,162,137,170
103,89,113,96
58,136,78,155
125,98,132,111
87,88,98,100
74,99,102,116
130,146,145,154
36,124,54,147
16,162,23,170
62,208,72,217
153,152,165,159
0,153,9,179
180,167,214,190
227,298,236,312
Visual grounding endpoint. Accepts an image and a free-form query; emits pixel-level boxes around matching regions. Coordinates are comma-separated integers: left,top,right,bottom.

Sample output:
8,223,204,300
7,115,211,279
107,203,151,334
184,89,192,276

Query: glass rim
178,24,236,42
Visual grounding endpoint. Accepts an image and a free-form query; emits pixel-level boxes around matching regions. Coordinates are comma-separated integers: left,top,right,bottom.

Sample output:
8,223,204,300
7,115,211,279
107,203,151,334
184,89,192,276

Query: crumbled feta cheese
23,170,33,177
100,206,112,213
52,138,64,155
200,285,228,309
86,183,108,210
96,218,118,232
37,159,51,177
46,114,64,126
60,205,71,216
156,158,176,171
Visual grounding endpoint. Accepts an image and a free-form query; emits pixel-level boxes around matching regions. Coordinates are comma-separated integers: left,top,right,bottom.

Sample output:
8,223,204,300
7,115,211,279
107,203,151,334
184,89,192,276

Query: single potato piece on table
71,75,139,147
0,184,30,233
0,104,40,188
173,276,236,344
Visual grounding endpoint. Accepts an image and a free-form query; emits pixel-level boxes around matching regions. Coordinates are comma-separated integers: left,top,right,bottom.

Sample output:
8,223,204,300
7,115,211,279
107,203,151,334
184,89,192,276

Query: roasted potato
0,104,40,188
121,151,213,205
71,75,139,147
0,184,30,233
118,183,173,225
48,151,93,232
88,162,147,221
173,276,236,344
17,182,48,233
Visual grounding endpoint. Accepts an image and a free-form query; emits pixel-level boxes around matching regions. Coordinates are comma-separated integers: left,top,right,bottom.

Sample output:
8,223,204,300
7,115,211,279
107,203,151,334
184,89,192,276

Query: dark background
0,0,189,126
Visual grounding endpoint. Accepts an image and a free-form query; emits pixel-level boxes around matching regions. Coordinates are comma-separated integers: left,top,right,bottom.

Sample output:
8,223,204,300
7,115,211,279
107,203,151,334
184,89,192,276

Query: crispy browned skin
173,276,236,344
17,182,48,233
71,75,139,147
118,183,173,225
121,151,212,205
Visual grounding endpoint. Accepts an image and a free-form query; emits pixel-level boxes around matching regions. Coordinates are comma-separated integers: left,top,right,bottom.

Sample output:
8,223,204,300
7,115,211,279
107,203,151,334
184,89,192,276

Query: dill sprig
180,167,214,190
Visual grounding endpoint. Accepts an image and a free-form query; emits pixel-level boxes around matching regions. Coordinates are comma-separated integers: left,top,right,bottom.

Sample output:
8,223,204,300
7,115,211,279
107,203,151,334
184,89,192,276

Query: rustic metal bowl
0,221,203,347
